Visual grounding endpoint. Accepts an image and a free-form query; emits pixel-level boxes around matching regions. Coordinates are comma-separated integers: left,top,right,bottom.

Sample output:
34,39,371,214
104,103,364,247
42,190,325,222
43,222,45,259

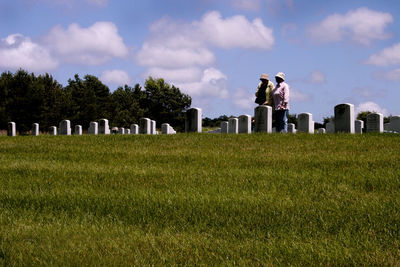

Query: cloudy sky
1,0,399,121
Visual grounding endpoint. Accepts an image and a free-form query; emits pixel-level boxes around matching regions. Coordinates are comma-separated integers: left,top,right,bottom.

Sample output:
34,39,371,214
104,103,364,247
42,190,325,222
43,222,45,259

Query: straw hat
260,73,269,80
275,72,285,80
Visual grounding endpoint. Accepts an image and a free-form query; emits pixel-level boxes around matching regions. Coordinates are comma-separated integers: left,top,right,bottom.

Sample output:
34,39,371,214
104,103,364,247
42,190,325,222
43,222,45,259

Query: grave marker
59,120,71,135
288,123,296,133
298,113,314,133
75,125,82,135
355,120,364,134
254,105,272,133
228,118,238,134
334,103,355,133
88,122,98,135
130,124,139,134
8,122,16,136
221,121,228,134
238,115,251,134
366,113,383,133
49,126,57,136
32,123,39,136
390,116,400,132
99,119,110,134
139,118,151,134
185,108,202,133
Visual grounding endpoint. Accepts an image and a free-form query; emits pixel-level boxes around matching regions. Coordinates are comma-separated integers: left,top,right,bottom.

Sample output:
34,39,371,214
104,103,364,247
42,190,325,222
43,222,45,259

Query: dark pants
276,109,288,133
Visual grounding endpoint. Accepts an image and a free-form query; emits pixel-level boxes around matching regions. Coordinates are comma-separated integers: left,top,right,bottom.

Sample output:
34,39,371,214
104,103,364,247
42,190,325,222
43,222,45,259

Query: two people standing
255,72,290,133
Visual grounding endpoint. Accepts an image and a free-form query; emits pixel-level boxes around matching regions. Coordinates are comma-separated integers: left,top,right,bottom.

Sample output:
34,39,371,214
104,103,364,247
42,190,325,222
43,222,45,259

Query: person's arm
282,83,289,109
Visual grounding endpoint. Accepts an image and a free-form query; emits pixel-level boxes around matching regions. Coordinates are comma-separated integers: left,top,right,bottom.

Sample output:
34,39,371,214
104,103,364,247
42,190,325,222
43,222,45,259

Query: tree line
0,70,192,133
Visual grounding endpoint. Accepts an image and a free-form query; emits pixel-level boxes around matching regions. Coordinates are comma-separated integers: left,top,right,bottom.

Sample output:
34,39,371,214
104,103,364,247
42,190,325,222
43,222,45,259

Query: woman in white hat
272,72,289,133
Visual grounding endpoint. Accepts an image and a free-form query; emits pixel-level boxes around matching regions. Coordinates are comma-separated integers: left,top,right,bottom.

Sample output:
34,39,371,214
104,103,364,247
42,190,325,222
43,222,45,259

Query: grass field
0,133,399,265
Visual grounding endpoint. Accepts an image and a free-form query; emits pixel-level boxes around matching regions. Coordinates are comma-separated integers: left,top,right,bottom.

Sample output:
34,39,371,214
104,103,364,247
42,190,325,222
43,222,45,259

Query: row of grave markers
6,118,177,136
5,103,400,136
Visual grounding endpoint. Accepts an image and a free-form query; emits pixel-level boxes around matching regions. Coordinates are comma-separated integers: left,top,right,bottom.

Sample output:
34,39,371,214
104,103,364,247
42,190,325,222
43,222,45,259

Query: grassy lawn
0,133,399,265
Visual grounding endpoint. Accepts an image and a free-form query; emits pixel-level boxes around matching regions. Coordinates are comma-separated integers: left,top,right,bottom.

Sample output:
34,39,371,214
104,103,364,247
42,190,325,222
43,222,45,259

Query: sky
1,0,400,122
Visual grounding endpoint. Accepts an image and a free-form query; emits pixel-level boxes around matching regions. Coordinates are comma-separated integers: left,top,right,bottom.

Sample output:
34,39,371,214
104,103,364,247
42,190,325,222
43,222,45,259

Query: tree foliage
0,70,191,133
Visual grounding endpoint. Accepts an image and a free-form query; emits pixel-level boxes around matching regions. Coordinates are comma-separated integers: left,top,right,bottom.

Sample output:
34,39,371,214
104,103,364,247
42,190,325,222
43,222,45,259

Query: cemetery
1,102,399,265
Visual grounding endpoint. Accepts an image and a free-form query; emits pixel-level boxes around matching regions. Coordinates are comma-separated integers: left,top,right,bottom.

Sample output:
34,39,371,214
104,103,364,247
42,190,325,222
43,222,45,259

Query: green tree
142,77,191,131
111,84,146,127
64,74,112,128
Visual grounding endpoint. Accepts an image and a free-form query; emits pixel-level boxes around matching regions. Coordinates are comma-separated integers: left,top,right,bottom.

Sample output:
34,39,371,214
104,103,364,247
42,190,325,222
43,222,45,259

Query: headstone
254,105,272,133
88,122,98,135
228,118,238,134
139,118,151,134
355,120,364,134
119,127,125,134
162,123,176,134
288,123,296,133
317,128,326,134
384,123,390,131
185,108,202,133
221,121,228,134
238,115,251,134
126,129,131,134
59,120,71,135
32,123,39,136
334,103,355,133
366,113,383,133
130,124,139,134
326,121,335,133
298,113,314,133
390,116,400,132
49,126,57,136
7,122,16,136
99,119,110,134
151,120,156,135
75,125,82,135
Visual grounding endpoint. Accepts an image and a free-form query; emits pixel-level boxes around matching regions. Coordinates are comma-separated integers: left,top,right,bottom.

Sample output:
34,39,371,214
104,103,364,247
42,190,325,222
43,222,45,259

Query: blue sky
1,0,400,122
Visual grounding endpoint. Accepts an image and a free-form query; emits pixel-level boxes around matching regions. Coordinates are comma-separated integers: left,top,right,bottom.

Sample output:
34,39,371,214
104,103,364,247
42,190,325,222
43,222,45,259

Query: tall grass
1,133,399,265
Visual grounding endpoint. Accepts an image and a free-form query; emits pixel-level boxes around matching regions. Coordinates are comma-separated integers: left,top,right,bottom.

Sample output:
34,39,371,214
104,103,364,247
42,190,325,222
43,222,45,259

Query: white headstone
221,121,228,134
366,113,383,133
238,115,251,134
162,123,176,134
59,120,71,135
88,122,98,135
99,119,110,134
49,126,57,136
75,125,82,135
139,118,151,134
126,129,131,134
119,127,125,134
130,124,139,134
7,122,16,136
390,116,400,132
317,128,326,134
185,108,202,133
334,103,355,133
254,105,272,133
228,118,239,134
151,120,156,135
287,123,296,133
355,120,364,134
32,123,39,136
298,113,314,133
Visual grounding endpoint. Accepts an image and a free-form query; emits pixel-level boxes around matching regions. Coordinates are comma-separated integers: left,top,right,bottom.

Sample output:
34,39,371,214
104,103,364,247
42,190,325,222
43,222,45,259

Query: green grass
0,133,399,266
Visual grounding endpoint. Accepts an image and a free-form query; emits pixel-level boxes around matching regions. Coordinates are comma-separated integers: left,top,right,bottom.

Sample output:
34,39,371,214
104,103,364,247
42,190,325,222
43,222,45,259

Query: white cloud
373,68,400,81
232,88,254,109
0,33,58,72
355,101,388,116
143,67,203,83
309,70,326,84
44,22,129,65
230,0,261,11
307,7,393,45
100,70,132,86
136,43,215,68
291,88,311,102
136,11,274,69
176,68,229,99
365,43,400,66
198,11,274,49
